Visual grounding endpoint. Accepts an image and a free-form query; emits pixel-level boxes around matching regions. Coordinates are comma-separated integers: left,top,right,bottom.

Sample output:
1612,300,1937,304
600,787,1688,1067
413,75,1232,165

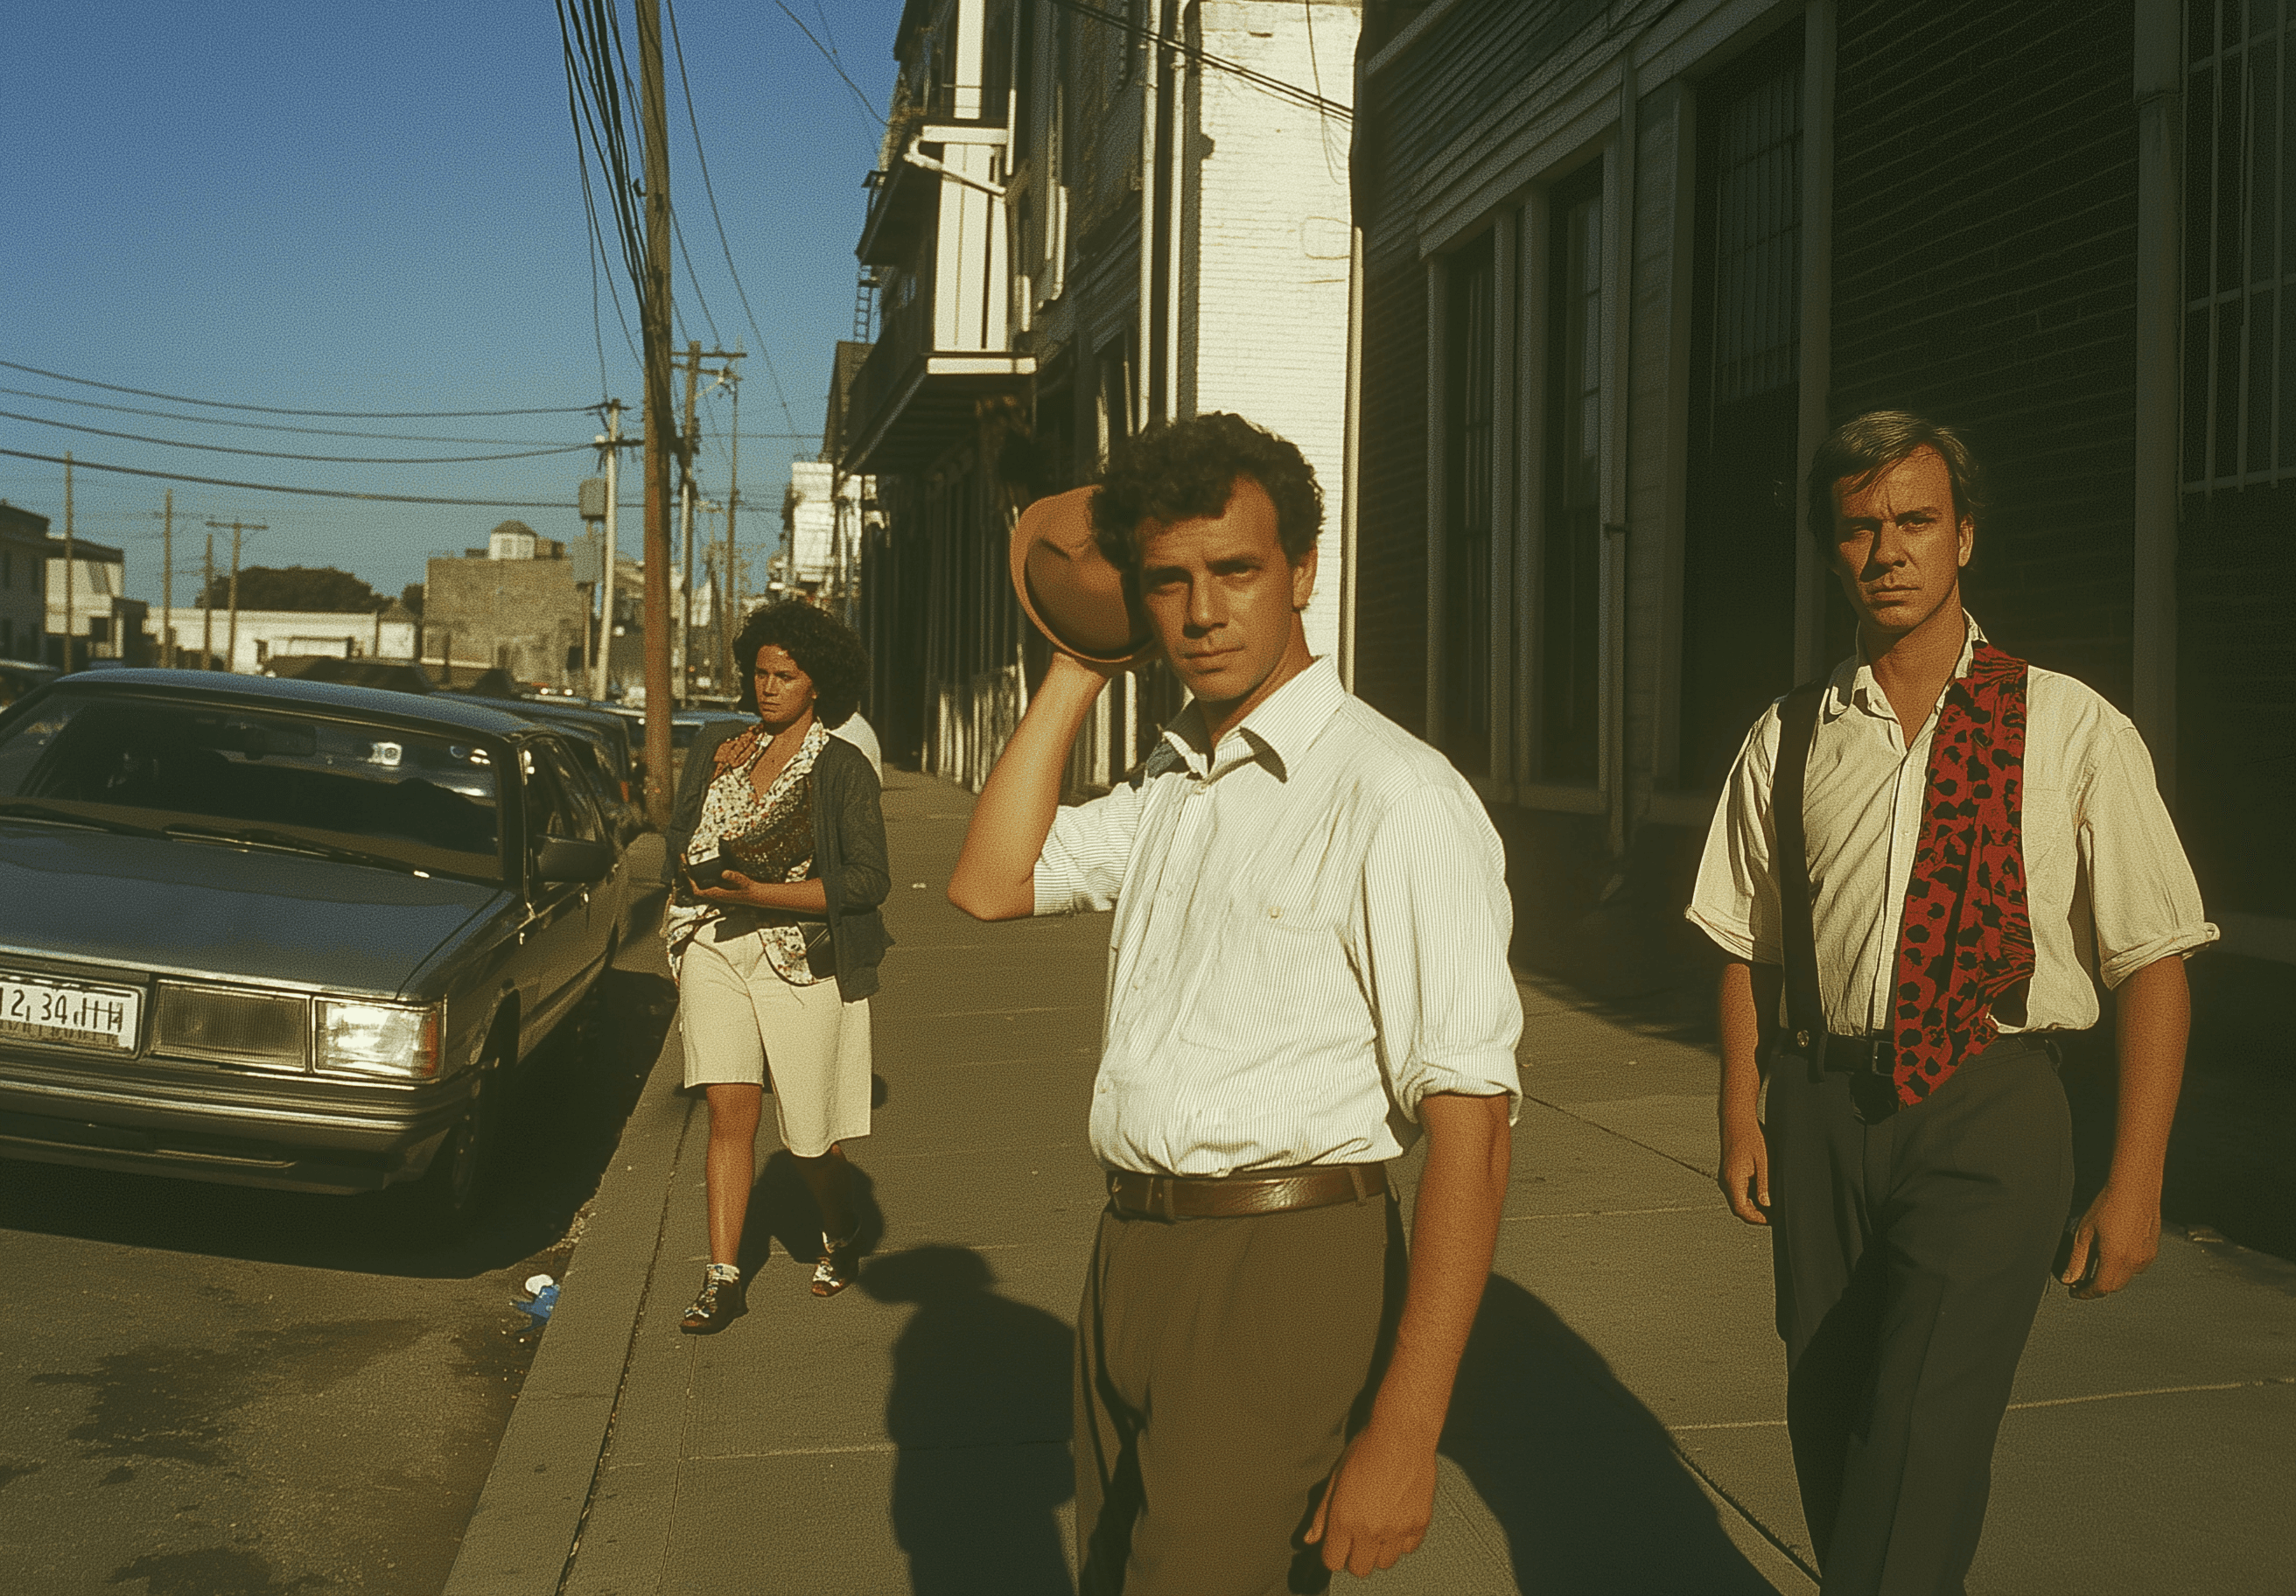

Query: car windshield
0,689,505,882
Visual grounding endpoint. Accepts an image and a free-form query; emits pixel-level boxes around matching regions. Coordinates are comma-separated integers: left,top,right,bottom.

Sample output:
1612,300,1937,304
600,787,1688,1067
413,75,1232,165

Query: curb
442,1012,694,1596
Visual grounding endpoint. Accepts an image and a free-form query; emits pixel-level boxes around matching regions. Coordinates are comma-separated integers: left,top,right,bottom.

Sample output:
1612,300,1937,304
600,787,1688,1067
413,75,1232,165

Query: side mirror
536,836,612,883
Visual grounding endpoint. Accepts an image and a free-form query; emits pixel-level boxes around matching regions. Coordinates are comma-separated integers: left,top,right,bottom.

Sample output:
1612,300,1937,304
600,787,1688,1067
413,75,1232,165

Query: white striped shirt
1033,656,1523,1176
1687,613,2216,1036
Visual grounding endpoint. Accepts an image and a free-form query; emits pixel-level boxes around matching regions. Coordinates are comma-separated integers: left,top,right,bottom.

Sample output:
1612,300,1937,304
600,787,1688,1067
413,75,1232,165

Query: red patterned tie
1887,644,2036,1106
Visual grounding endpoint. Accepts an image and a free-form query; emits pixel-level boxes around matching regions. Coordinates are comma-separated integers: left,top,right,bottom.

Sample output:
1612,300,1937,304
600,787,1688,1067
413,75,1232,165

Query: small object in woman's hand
687,851,732,890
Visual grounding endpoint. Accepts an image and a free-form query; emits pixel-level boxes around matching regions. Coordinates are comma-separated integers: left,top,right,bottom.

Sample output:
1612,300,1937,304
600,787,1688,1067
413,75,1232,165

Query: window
1678,32,1805,789
1540,166,1606,784
1441,234,1497,774
2183,1,2294,490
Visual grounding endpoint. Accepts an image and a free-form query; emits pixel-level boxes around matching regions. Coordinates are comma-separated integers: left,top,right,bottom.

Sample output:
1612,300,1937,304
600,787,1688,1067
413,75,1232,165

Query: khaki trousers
1074,1193,1404,1596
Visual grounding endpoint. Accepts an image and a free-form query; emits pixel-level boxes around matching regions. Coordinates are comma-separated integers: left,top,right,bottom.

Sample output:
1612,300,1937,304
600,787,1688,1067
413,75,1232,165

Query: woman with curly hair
662,600,892,1329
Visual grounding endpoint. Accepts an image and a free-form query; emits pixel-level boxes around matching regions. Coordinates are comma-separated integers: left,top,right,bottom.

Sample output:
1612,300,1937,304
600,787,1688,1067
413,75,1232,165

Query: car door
516,741,597,1046
535,736,625,970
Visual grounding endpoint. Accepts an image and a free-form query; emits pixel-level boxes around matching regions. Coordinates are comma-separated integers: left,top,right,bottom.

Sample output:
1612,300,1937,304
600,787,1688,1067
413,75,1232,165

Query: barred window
2183,0,2295,490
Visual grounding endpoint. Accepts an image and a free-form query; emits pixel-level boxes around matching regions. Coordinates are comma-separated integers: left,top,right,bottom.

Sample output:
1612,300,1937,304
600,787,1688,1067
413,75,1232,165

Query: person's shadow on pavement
738,1149,887,1275
862,1245,1075,1596
1442,1275,1784,1593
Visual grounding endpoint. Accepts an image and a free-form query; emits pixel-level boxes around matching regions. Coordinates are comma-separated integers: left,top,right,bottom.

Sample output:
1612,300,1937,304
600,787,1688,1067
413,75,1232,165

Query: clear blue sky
0,0,903,610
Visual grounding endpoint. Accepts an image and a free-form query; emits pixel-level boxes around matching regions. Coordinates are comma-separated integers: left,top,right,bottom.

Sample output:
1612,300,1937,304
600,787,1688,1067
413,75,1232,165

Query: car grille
153,984,309,1071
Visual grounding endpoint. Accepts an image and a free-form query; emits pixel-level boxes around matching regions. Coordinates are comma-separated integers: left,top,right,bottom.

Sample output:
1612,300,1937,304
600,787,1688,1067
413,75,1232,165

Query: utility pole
593,402,623,700
160,490,173,668
61,452,74,672
723,366,742,693
201,533,214,668
671,342,746,702
679,338,701,708
638,0,676,824
206,518,265,674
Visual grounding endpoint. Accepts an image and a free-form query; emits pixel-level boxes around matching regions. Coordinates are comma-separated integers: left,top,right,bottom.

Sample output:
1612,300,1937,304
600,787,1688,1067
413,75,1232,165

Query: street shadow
0,962,677,1281
1440,1275,1785,1594
736,1149,887,1273
863,1244,1075,1596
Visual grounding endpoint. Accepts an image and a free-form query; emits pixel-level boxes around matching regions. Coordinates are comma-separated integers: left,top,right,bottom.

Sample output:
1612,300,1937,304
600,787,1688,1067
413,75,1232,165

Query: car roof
40,668,542,738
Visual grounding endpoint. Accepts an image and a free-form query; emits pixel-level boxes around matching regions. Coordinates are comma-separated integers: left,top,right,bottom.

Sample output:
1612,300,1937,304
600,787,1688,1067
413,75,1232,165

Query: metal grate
2183,0,2295,491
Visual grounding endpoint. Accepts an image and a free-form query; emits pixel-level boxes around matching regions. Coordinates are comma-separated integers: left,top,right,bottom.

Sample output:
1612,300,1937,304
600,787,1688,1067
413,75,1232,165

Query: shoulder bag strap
1772,681,1828,1074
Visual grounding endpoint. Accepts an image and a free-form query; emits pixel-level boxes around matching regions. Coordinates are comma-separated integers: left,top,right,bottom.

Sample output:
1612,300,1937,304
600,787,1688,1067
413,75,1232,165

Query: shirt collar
1166,654,1347,782
1828,611,1985,724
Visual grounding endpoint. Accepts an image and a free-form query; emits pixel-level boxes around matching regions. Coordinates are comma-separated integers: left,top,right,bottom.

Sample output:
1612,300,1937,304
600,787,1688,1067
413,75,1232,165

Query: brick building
423,527,593,691
1346,0,2292,989
838,0,1361,783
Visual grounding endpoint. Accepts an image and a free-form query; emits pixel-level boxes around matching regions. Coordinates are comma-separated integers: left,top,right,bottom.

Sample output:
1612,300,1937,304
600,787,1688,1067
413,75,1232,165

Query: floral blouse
664,719,830,984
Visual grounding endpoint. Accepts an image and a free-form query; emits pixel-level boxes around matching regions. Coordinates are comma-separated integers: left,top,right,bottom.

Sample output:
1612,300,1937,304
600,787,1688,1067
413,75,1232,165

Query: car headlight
154,983,310,1072
314,999,444,1082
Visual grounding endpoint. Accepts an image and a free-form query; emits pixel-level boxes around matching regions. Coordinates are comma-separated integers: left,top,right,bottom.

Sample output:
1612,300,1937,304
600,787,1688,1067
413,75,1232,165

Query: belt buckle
1864,1036,1894,1080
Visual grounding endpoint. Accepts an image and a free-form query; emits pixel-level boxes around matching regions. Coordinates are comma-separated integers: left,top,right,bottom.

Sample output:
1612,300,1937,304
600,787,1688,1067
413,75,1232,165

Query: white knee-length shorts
677,930,872,1158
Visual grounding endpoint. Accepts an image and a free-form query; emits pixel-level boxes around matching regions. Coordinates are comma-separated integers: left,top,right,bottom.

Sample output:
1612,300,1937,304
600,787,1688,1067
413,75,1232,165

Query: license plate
0,972,142,1052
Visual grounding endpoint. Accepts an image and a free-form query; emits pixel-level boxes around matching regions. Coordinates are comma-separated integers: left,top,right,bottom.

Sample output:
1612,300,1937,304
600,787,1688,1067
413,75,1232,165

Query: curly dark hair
1089,412,1323,575
733,600,870,726
1806,410,1988,543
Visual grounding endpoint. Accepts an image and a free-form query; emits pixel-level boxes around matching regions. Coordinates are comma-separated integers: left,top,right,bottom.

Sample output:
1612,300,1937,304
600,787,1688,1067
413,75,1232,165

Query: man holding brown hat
949,412,1522,1594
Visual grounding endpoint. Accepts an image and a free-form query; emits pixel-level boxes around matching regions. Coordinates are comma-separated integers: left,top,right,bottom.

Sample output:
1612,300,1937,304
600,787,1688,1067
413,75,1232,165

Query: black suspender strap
1771,681,1828,1075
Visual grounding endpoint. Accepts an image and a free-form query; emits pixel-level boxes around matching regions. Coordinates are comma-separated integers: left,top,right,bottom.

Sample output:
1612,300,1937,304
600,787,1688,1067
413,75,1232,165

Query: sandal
680,1268,746,1334
810,1231,858,1298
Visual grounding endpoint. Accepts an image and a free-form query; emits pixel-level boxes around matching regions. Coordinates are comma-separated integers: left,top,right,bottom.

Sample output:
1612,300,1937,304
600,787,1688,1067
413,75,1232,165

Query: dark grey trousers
1765,1038,2075,1596
1073,1194,1404,1596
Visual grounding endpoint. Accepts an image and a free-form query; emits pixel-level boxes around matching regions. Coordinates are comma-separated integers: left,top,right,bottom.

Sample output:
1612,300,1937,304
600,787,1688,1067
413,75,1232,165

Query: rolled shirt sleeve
1686,708,1784,966
2079,724,2219,988
1359,784,1524,1123
1033,780,1147,916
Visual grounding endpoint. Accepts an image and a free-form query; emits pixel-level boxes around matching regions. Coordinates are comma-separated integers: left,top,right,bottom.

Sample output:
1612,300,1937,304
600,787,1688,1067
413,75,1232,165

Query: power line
665,0,803,442
768,0,885,124
0,385,592,445
0,359,602,418
1,447,623,509
0,409,590,466
1044,0,1352,120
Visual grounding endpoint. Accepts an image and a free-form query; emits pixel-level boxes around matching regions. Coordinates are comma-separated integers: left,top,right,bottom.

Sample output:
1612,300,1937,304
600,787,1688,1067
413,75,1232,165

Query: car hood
0,822,508,997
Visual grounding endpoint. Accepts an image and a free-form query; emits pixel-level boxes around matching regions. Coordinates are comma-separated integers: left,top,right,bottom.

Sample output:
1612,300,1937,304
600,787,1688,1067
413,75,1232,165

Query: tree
197,565,386,612
400,583,425,618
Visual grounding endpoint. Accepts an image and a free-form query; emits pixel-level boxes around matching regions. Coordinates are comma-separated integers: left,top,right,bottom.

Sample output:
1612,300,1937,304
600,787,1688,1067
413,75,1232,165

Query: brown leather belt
1105,1163,1388,1221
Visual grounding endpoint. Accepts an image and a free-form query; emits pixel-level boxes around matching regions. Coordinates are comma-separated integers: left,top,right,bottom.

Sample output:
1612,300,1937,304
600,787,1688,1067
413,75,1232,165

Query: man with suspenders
1687,411,2215,1593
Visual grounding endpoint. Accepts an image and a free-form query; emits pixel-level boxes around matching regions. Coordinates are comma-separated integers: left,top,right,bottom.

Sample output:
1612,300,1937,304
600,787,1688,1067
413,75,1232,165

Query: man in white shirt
949,413,1522,1594
1689,410,2214,1595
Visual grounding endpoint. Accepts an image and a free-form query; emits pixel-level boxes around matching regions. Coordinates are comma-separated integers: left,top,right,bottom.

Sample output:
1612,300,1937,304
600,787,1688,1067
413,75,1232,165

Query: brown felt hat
1009,486,1156,666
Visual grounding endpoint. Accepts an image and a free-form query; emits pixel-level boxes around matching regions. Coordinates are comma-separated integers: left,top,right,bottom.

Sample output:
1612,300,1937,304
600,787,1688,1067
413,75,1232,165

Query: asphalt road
0,891,676,1596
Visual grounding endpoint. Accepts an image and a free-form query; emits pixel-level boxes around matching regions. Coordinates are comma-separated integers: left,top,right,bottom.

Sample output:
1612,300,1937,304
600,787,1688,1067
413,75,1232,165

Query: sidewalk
447,772,2295,1595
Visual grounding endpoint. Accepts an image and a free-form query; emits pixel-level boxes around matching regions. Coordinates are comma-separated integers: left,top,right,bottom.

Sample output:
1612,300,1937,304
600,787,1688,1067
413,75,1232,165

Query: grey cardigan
662,722,893,1000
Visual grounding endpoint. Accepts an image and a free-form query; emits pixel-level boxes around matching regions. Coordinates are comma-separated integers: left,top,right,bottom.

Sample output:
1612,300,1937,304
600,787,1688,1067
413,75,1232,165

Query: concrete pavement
445,771,2295,1595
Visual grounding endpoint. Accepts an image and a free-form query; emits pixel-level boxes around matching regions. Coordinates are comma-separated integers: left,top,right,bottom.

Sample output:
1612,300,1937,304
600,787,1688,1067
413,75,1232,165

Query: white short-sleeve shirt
1035,657,1524,1176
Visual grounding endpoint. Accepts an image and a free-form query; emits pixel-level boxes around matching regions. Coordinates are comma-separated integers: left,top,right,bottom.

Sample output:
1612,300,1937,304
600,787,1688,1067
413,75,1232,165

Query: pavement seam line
1665,1376,2296,1436
2004,1376,2295,1411
553,1082,697,1596
1522,1088,1719,1184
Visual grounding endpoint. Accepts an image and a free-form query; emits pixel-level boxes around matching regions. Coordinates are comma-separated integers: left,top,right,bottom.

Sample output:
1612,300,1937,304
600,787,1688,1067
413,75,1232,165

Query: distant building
199,606,420,676
45,536,147,668
0,502,48,662
777,459,871,606
424,529,592,691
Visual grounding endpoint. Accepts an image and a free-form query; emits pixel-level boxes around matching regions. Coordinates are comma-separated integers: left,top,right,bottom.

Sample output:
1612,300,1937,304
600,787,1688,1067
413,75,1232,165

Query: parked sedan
0,668,632,1231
